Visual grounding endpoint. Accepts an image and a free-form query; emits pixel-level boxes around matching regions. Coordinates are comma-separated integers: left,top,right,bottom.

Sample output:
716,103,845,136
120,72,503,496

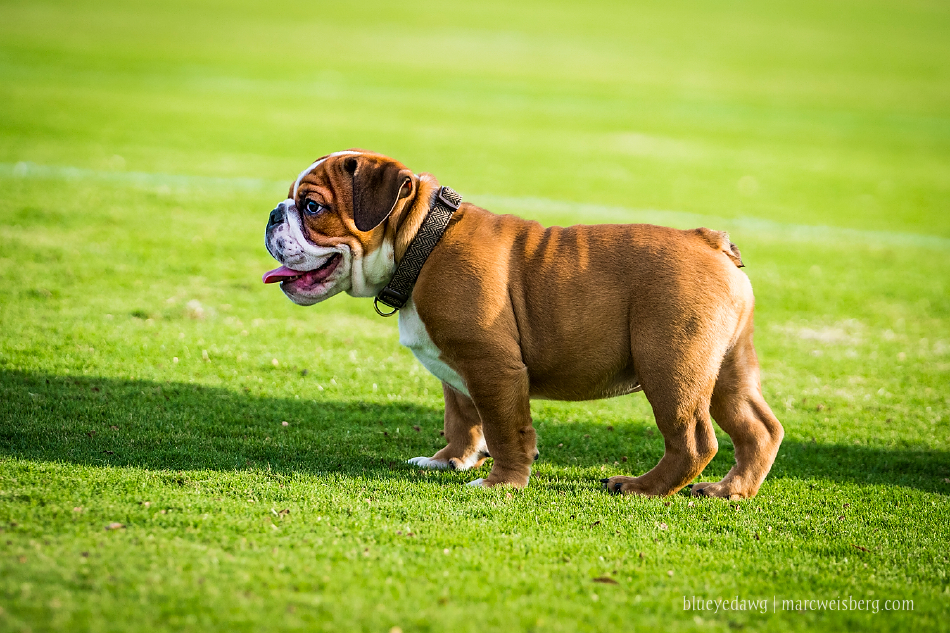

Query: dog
263,149,783,498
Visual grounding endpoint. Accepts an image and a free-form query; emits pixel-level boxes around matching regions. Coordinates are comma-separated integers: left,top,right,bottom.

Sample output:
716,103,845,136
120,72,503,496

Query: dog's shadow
1,369,947,494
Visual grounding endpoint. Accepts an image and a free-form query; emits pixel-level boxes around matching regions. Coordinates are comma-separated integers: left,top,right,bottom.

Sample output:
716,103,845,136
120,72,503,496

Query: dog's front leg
462,359,537,488
408,383,489,471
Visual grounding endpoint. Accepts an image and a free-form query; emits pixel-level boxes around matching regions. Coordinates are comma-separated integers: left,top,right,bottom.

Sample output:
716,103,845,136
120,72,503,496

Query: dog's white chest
398,300,469,397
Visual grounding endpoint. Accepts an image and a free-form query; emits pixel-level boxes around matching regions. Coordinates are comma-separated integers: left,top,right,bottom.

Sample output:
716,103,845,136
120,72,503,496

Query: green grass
1,0,949,631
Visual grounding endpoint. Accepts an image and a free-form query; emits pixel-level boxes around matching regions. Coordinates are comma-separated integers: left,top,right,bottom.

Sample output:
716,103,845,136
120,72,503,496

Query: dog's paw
600,475,669,497
601,476,629,495
690,482,746,500
466,478,488,487
407,456,450,470
407,454,488,471
446,453,488,471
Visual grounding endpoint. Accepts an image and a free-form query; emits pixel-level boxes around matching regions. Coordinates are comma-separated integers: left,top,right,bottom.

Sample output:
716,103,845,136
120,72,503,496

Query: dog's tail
692,227,744,268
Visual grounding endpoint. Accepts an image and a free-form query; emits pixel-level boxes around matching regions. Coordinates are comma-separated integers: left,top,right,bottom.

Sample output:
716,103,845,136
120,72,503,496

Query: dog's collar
374,186,462,317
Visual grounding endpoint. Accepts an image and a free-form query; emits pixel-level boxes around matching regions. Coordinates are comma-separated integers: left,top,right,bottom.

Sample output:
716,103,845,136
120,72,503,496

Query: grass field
1,0,949,631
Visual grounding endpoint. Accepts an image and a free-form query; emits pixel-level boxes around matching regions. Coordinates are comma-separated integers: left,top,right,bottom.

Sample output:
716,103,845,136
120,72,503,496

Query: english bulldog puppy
263,149,784,498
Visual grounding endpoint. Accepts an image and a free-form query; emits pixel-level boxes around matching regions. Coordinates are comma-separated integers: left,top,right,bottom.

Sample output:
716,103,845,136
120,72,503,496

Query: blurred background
2,0,948,237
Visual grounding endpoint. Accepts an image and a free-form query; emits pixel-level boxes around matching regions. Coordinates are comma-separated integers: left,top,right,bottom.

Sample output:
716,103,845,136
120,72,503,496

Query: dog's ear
347,156,414,232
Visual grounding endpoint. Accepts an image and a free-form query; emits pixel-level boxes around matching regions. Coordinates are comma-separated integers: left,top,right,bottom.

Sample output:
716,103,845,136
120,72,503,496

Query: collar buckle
437,186,462,210
374,295,400,317
375,288,407,314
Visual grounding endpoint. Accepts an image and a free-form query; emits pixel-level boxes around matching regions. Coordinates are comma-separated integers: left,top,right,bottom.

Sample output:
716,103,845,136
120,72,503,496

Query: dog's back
419,205,754,402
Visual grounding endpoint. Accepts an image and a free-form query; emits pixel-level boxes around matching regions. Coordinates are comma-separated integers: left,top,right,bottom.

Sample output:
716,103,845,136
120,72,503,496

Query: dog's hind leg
691,321,784,499
408,383,489,471
602,345,721,497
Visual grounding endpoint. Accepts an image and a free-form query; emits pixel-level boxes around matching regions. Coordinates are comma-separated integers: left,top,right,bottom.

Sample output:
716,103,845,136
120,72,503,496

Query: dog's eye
304,200,325,216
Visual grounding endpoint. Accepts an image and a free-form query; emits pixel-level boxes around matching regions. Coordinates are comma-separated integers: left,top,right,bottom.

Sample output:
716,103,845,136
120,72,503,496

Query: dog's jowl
263,149,784,498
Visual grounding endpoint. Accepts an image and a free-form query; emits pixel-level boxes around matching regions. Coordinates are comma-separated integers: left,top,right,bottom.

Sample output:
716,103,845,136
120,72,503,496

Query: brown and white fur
263,149,784,498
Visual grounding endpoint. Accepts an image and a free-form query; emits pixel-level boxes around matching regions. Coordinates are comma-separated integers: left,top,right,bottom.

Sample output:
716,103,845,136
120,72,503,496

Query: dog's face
263,150,416,305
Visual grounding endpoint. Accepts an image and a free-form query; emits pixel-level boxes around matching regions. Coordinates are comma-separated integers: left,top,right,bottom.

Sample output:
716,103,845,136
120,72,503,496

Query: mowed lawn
1,0,949,631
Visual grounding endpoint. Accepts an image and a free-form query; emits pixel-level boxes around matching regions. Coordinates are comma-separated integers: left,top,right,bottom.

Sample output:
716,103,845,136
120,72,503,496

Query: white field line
0,161,278,192
3,161,949,250
476,195,950,251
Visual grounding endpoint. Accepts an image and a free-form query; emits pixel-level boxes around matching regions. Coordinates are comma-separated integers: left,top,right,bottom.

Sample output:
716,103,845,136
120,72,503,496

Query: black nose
268,206,284,227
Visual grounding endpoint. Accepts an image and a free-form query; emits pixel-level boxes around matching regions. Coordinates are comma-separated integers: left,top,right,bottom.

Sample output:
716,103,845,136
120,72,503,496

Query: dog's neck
374,181,462,316
389,173,442,264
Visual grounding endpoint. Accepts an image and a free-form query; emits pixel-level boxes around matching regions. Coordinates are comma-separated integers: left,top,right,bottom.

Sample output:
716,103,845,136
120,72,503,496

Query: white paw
407,456,450,470
447,454,478,471
466,478,487,487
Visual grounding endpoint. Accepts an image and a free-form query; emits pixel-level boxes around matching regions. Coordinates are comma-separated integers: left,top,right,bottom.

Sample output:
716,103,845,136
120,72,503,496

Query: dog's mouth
262,254,342,290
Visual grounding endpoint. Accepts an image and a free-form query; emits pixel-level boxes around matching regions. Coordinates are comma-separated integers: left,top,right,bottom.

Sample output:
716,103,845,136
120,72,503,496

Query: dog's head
263,150,421,305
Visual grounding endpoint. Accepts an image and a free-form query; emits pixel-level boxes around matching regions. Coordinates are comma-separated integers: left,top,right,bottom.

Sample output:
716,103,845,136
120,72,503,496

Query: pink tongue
262,265,304,284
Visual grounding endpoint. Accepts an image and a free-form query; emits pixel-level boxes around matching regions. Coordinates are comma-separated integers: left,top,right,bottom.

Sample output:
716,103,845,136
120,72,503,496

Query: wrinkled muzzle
262,199,351,306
